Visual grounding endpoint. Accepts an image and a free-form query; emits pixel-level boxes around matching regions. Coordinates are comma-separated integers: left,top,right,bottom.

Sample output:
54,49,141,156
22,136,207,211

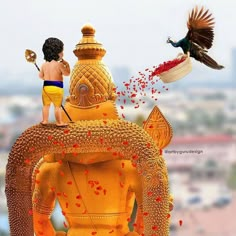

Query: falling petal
63,222,68,228
131,162,137,168
51,187,56,192
64,129,70,134
29,147,35,152
179,220,183,226
62,211,66,216
99,137,104,144
155,196,162,202
96,186,103,191
152,225,158,230
24,159,31,165
122,141,128,145
73,143,79,148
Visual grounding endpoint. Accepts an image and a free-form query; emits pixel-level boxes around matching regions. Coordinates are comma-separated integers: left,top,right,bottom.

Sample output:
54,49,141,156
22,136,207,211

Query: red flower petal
179,220,183,226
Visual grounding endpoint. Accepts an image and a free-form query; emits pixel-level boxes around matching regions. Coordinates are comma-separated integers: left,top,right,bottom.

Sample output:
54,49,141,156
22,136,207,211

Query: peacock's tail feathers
200,52,224,70
187,6,215,49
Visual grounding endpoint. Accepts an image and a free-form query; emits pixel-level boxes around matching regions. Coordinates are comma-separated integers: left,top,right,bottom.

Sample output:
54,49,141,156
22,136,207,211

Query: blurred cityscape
0,51,236,235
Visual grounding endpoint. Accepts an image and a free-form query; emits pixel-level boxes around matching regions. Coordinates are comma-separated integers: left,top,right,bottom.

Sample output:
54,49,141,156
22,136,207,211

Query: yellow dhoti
42,85,63,107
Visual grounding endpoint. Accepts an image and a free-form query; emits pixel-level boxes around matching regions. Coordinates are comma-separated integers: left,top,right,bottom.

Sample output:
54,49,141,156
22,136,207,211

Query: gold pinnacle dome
73,24,106,60
68,24,116,108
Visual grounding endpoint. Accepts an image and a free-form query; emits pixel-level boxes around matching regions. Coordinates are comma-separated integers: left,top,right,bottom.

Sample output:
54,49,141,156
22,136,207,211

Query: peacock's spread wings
186,6,215,49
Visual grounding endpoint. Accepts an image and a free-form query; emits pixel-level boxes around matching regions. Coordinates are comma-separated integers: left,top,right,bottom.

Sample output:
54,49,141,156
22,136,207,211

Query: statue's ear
143,106,173,149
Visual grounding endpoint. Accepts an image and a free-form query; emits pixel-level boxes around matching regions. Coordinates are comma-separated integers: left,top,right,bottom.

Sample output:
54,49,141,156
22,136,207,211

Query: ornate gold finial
81,23,96,36
73,24,106,60
67,24,116,107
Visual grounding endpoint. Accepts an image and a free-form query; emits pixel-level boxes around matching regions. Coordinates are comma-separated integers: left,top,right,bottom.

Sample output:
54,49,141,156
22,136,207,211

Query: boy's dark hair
42,37,64,62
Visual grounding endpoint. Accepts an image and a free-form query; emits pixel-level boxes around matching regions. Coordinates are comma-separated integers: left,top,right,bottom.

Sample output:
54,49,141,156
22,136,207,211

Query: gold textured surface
6,120,169,235
6,24,172,236
68,24,116,107
143,106,173,149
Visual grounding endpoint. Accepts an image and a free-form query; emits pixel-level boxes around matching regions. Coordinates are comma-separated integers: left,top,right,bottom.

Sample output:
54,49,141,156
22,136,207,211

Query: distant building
165,135,236,172
232,48,236,84
0,153,8,213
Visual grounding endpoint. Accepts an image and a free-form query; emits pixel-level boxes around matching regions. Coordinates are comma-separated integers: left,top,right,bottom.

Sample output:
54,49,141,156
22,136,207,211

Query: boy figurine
39,37,70,127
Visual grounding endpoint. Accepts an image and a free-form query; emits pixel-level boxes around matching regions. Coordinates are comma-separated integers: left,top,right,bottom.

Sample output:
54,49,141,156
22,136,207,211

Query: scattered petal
152,225,158,230
63,221,68,228
24,159,31,165
155,196,162,202
64,129,70,134
73,143,79,148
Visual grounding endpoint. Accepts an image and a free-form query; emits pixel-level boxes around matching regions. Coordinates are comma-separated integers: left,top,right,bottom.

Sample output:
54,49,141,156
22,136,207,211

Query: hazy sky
0,0,235,84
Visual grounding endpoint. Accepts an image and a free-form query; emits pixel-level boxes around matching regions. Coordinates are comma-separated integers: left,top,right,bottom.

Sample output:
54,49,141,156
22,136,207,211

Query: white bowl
159,54,192,83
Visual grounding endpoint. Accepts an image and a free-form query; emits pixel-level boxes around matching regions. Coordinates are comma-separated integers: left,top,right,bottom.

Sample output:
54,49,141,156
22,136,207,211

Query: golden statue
5,24,173,236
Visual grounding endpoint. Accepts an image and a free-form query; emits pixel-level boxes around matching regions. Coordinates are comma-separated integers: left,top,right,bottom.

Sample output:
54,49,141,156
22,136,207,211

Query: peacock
167,6,224,70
